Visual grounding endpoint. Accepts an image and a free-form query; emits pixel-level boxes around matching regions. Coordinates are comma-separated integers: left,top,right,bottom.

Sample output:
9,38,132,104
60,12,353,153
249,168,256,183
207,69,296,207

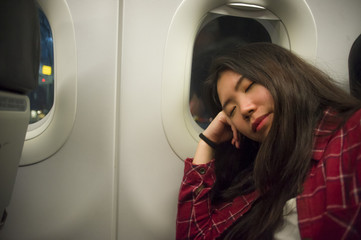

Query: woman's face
217,70,274,142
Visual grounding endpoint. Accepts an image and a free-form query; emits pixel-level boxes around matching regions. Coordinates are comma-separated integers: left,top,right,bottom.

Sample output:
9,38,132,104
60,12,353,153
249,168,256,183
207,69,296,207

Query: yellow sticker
42,65,52,75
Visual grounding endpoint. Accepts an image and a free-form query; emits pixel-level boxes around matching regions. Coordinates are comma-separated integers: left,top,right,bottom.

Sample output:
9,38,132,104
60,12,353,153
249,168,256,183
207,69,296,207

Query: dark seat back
349,34,361,100
0,0,40,229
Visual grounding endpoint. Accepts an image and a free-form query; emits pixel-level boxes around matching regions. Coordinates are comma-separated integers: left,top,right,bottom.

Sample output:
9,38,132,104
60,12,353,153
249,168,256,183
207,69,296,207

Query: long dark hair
204,42,361,239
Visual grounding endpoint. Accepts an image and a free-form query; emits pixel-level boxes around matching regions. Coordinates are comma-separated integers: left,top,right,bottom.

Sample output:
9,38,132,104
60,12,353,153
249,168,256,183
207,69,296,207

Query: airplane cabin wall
0,0,119,239
306,0,361,90
117,0,185,239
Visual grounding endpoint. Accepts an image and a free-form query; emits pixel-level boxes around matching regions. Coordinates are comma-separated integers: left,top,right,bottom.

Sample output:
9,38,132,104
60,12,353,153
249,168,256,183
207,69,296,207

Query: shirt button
195,185,205,196
198,167,206,175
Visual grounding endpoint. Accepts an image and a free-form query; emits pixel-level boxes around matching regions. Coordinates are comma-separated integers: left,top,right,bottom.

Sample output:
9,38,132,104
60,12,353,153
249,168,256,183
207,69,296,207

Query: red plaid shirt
176,109,361,239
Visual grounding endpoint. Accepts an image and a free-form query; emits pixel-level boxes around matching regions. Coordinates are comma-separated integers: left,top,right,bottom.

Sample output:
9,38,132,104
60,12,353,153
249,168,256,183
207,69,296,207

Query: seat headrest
0,0,40,94
349,34,361,99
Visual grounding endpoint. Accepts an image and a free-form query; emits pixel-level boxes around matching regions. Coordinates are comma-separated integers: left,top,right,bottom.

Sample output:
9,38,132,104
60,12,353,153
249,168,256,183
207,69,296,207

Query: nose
239,98,255,120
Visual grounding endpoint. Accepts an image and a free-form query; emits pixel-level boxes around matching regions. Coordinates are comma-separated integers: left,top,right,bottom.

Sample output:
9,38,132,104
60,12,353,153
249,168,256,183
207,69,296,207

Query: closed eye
229,106,236,117
245,82,255,92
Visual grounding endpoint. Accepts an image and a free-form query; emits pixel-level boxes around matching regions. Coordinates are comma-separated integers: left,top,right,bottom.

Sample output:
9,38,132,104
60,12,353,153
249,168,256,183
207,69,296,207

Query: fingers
204,111,241,148
229,119,240,149
203,112,229,142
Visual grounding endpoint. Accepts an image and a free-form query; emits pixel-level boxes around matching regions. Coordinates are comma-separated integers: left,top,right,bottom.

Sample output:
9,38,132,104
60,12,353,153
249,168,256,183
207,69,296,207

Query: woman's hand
203,111,240,149
193,111,240,165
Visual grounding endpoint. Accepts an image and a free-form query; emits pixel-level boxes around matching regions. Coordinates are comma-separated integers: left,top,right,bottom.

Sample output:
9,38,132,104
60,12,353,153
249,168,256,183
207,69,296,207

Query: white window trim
161,0,316,160
21,0,77,166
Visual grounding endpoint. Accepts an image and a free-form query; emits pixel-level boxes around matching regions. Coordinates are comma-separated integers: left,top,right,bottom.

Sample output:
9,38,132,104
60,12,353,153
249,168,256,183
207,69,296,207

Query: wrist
193,140,214,165
199,133,217,149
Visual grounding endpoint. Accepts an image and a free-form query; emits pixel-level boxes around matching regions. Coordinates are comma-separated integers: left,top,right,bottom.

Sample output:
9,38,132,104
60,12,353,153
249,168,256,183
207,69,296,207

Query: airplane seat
0,0,40,229
349,34,361,100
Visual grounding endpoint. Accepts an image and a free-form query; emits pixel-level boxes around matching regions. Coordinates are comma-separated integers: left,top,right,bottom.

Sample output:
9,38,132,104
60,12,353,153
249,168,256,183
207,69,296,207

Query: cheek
232,118,249,134
262,90,274,106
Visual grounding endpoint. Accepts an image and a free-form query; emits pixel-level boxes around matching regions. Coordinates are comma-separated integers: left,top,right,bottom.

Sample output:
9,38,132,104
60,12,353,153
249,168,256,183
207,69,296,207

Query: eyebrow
221,76,245,110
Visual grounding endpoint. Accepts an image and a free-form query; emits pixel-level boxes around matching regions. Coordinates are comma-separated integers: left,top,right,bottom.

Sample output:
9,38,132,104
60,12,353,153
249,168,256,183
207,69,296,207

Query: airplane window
190,15,272,129
27,7,54,124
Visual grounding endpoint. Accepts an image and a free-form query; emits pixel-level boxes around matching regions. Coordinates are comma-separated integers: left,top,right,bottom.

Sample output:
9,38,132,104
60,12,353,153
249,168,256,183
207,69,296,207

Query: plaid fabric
176,109,361,240
176,159,258,239
297,109,361,239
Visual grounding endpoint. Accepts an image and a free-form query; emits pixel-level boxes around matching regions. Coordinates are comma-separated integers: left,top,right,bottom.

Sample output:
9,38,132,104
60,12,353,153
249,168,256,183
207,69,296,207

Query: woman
176,43,361,239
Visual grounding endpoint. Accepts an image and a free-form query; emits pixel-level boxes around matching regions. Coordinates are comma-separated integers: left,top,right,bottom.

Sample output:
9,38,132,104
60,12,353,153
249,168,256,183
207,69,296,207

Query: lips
252,113,270,132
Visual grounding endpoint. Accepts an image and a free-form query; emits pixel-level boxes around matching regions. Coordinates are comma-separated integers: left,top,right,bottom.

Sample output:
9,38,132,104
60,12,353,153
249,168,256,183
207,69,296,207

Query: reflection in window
27,7,54,124
190,15,271,129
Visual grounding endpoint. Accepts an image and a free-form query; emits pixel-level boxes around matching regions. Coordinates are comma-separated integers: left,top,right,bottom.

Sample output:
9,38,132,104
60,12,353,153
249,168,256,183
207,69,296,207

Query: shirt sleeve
176,158,257,240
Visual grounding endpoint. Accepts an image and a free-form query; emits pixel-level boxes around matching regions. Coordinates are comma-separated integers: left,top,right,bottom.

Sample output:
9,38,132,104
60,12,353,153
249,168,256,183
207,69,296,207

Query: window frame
161,0,316,160
20,0,77,166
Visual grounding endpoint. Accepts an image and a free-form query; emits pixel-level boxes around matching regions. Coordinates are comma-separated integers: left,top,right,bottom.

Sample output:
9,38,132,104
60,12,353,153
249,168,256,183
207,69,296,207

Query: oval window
161,0,315,160
21,0,77,166
27,6,54,125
